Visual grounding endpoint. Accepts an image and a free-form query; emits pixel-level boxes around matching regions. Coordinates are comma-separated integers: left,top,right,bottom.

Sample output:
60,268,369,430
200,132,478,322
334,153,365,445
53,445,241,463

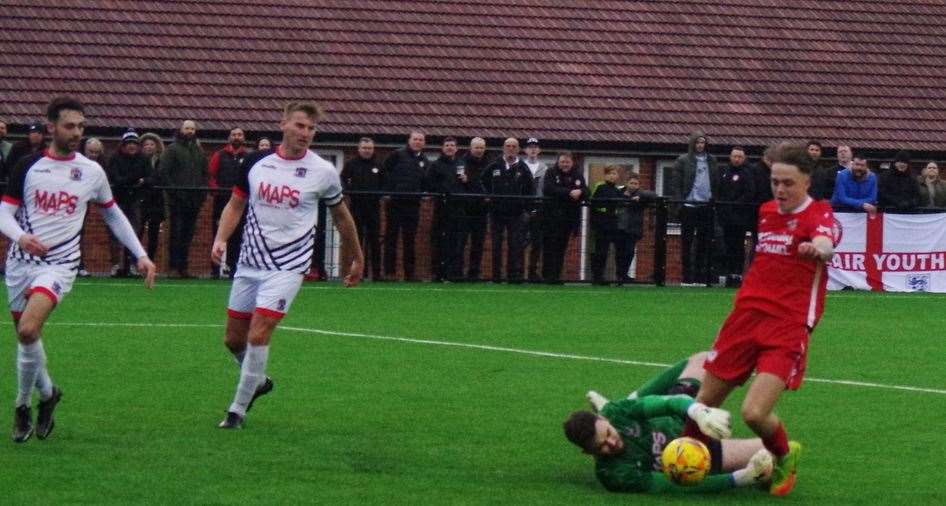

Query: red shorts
704,308,809,390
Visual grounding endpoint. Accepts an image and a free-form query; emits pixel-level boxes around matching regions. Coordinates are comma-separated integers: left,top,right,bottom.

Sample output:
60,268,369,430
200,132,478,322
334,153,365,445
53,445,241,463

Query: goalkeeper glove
586,390,609,412
686,402,732,440
731,449,774,487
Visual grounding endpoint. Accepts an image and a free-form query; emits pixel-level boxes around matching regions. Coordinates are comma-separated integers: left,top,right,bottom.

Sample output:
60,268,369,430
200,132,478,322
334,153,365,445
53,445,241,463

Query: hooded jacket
669,131,720,203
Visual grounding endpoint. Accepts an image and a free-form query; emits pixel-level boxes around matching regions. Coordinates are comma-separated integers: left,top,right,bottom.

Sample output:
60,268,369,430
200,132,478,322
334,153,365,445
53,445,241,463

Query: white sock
228,344,269,417
16,341,45,407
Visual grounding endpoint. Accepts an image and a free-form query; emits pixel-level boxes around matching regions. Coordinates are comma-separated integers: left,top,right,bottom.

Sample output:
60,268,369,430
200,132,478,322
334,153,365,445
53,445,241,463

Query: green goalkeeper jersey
595,395,735,493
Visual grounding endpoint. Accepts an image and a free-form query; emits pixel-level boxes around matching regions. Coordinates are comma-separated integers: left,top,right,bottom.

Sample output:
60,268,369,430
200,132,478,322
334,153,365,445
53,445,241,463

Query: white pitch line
46,321,946,396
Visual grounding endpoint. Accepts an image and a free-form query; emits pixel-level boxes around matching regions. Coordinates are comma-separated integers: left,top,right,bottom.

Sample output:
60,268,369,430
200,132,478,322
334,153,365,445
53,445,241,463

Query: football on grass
661,437,711,486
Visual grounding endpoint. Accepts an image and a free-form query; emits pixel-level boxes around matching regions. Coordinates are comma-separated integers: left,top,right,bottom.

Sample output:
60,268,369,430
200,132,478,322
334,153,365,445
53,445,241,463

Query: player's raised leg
741,372,799,496
12,290,57,443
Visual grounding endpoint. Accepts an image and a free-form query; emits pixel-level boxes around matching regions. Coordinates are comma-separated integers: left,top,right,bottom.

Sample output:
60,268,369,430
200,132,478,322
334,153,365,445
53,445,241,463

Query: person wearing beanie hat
3,120,47,181
878,150,919,210
107,128,149,276
121,129,140,145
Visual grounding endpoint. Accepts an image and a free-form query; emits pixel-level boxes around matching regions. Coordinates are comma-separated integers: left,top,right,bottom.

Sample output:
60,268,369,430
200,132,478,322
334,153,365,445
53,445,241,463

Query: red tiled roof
2,0,946,150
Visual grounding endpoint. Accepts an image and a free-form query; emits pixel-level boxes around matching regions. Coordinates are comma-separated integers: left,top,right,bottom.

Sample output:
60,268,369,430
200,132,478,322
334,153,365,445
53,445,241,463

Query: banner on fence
828,212,946,292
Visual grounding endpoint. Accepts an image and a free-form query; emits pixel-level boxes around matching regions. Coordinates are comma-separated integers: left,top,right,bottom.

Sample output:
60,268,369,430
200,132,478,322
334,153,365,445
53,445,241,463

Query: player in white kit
212,101,364,429
0,97,156,442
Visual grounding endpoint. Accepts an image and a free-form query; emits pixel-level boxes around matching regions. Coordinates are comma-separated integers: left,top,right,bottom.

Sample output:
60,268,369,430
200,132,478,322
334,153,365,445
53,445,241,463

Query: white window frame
656,159,681,234
314,148,345,279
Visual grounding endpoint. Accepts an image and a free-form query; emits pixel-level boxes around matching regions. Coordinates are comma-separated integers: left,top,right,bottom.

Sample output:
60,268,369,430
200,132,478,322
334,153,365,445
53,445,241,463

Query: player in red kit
682,143,836,496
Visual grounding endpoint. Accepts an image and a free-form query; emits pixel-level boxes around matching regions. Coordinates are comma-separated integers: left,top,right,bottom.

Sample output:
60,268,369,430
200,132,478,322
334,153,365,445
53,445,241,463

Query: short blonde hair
283,101,324,121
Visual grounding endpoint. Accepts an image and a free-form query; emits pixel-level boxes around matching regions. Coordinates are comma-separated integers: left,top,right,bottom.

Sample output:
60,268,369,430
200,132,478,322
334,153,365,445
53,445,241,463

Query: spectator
918,162,946,208
106,130,149,277
160,119,208,278
811,144,851,199
482,137,534,282
590,165,628,284
82,137,106,165
341,137,383,280
139,132,165,263
749,150,773,253
208,127,248,278
670,130,719,284
382,131,426,281
619,173,656,283
0,120,12,173
878,150,919,211
75,137,109,277
523,137,548,282
6,120,48,179
425,137,464,282
455,137,490,280
542,151,587,283
716,147,756,284
256,137,271,151
753,151,773,204
831,154,877,215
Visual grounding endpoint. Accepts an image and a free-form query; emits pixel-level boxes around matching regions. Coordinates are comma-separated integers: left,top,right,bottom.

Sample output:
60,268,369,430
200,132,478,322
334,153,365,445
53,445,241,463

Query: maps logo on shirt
70,167,82,181
295,167,307,178
257,182,300,208
34,190,79,215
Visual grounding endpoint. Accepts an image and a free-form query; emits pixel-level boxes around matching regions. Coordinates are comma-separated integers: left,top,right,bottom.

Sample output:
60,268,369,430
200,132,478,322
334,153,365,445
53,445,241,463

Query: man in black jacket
106,130,150,277
542,151,588,283
382,131,427,281
425,137,465,281
670,131,720,284
878,150,919,211
341,137,383,280
716,147,756,284
482,138,534,282
208,127,247,278
455,138,490,280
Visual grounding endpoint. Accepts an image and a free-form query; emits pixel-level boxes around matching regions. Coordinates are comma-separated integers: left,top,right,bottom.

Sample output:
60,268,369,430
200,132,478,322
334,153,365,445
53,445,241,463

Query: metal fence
3,186,943,286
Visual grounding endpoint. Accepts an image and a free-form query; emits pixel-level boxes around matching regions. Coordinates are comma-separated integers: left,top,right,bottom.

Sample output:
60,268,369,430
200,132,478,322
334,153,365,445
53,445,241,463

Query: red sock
682,419,711,446
762,423,789,459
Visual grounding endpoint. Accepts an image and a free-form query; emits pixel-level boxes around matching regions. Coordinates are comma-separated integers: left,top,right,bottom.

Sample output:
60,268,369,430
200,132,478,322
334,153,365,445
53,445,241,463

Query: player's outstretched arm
211,193,247,265
0,201,48,256
686,402,732,440
330,201,364,287
798,235,834,262
98,204,155,288
645,450,772,494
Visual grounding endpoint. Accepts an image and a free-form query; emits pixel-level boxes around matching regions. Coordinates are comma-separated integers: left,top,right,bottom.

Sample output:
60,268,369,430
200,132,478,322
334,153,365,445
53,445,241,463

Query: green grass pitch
1,279,944,504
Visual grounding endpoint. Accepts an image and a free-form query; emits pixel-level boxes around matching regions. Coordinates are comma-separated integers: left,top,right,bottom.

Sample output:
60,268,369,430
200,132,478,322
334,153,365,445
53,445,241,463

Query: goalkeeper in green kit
563,352,773,493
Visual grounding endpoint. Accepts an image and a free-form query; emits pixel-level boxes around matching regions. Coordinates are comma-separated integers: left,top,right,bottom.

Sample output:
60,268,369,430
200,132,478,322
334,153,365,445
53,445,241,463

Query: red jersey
735,198,835,328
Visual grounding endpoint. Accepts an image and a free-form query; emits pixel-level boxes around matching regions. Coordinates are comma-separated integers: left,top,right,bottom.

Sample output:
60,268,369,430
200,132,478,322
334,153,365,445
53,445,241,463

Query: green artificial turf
1,279,943,504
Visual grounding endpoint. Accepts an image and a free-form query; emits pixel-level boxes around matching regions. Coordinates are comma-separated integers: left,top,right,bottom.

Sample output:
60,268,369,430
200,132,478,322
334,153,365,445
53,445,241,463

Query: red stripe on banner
865,213,884,291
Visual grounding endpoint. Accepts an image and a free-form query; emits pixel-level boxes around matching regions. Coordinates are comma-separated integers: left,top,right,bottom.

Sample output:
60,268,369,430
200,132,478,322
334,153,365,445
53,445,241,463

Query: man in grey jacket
670,131,720,284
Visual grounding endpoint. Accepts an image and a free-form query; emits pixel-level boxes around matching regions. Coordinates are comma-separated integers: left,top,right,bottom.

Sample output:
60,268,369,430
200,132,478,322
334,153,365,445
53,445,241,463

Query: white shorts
226,265,303,321
5,261,77,319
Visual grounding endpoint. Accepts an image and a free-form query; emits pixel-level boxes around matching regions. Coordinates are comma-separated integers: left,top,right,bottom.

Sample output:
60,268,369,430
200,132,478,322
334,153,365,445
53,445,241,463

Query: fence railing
2,186,944,286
